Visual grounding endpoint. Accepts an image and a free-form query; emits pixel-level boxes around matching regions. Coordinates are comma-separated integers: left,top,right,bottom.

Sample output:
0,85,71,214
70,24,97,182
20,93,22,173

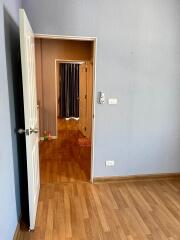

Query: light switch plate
108,98,118,104
105,160,115,166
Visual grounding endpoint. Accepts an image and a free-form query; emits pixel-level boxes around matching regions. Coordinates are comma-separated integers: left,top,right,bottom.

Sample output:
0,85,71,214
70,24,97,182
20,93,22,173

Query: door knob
18,128,38,135
18,128,26,134
30,128,39,134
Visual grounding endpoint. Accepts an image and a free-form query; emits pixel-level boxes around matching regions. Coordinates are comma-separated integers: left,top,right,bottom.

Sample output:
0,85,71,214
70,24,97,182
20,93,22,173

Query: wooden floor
19,120,180,240
40,132,91,183
57,118,80,131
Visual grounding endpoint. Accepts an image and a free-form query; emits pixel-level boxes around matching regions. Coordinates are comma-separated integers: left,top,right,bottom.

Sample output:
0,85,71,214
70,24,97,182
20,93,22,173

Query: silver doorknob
30,128,39,134
18,129,26,134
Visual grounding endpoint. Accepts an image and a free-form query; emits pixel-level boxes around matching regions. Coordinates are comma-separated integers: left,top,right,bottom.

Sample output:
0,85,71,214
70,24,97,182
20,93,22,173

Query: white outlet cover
108,98,118,104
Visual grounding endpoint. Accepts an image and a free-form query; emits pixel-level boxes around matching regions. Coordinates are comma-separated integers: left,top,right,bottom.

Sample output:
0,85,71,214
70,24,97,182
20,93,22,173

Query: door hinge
85,94,87,99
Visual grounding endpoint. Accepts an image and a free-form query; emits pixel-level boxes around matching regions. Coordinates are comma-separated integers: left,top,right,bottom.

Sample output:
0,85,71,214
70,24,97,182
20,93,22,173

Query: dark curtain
60,63,79,118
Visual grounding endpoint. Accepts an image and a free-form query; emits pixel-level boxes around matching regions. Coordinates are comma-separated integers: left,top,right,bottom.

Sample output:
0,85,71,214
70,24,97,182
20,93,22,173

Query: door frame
35,34,97,182
55,59,86,136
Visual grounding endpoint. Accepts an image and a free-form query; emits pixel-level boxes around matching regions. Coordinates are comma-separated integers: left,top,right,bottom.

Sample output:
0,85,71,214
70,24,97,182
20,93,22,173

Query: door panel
79,63,87,136
86,62,93,138
19,9,40,230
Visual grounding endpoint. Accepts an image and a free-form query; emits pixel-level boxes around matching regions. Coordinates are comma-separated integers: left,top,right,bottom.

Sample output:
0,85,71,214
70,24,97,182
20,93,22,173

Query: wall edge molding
93,172,180,183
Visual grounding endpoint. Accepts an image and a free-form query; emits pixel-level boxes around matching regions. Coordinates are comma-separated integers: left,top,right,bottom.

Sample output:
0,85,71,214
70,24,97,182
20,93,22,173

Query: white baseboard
39,136,57,141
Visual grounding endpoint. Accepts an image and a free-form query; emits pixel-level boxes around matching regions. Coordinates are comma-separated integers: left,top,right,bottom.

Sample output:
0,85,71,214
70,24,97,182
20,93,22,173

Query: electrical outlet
105,160,115,167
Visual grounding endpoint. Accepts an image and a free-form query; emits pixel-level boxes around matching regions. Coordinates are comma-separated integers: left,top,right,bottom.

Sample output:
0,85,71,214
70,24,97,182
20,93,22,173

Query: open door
79,62,87,136
86,61,93,139
19,9,40,230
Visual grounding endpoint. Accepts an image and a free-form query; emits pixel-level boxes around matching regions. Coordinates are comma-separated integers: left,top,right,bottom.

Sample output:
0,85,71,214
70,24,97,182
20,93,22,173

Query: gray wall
0,0,21,239
23,0,180,177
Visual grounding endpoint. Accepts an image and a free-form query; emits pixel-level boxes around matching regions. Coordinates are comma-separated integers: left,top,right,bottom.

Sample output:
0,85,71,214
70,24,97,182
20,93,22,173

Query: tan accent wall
35,38,93,137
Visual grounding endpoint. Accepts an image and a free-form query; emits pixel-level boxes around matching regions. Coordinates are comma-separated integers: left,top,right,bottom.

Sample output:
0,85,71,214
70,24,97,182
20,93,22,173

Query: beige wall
35,38,93,137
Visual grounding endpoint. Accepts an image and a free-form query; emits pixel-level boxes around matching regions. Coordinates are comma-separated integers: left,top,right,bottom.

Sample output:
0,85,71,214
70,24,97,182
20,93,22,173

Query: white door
19,9,40,230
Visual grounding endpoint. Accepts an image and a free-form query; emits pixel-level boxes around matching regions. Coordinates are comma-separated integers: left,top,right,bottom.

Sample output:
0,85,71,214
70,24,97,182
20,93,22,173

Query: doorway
34,35,96,182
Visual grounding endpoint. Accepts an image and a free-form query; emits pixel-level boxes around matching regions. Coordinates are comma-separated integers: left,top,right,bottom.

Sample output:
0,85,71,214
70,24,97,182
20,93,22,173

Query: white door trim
35,34,97,183
35,33,96,41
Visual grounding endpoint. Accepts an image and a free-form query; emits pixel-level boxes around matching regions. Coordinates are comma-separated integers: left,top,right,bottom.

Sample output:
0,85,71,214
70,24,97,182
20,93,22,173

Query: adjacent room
35,37,94,183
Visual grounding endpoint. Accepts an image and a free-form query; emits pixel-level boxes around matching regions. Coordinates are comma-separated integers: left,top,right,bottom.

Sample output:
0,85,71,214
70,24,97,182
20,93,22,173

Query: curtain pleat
60,63,79,118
